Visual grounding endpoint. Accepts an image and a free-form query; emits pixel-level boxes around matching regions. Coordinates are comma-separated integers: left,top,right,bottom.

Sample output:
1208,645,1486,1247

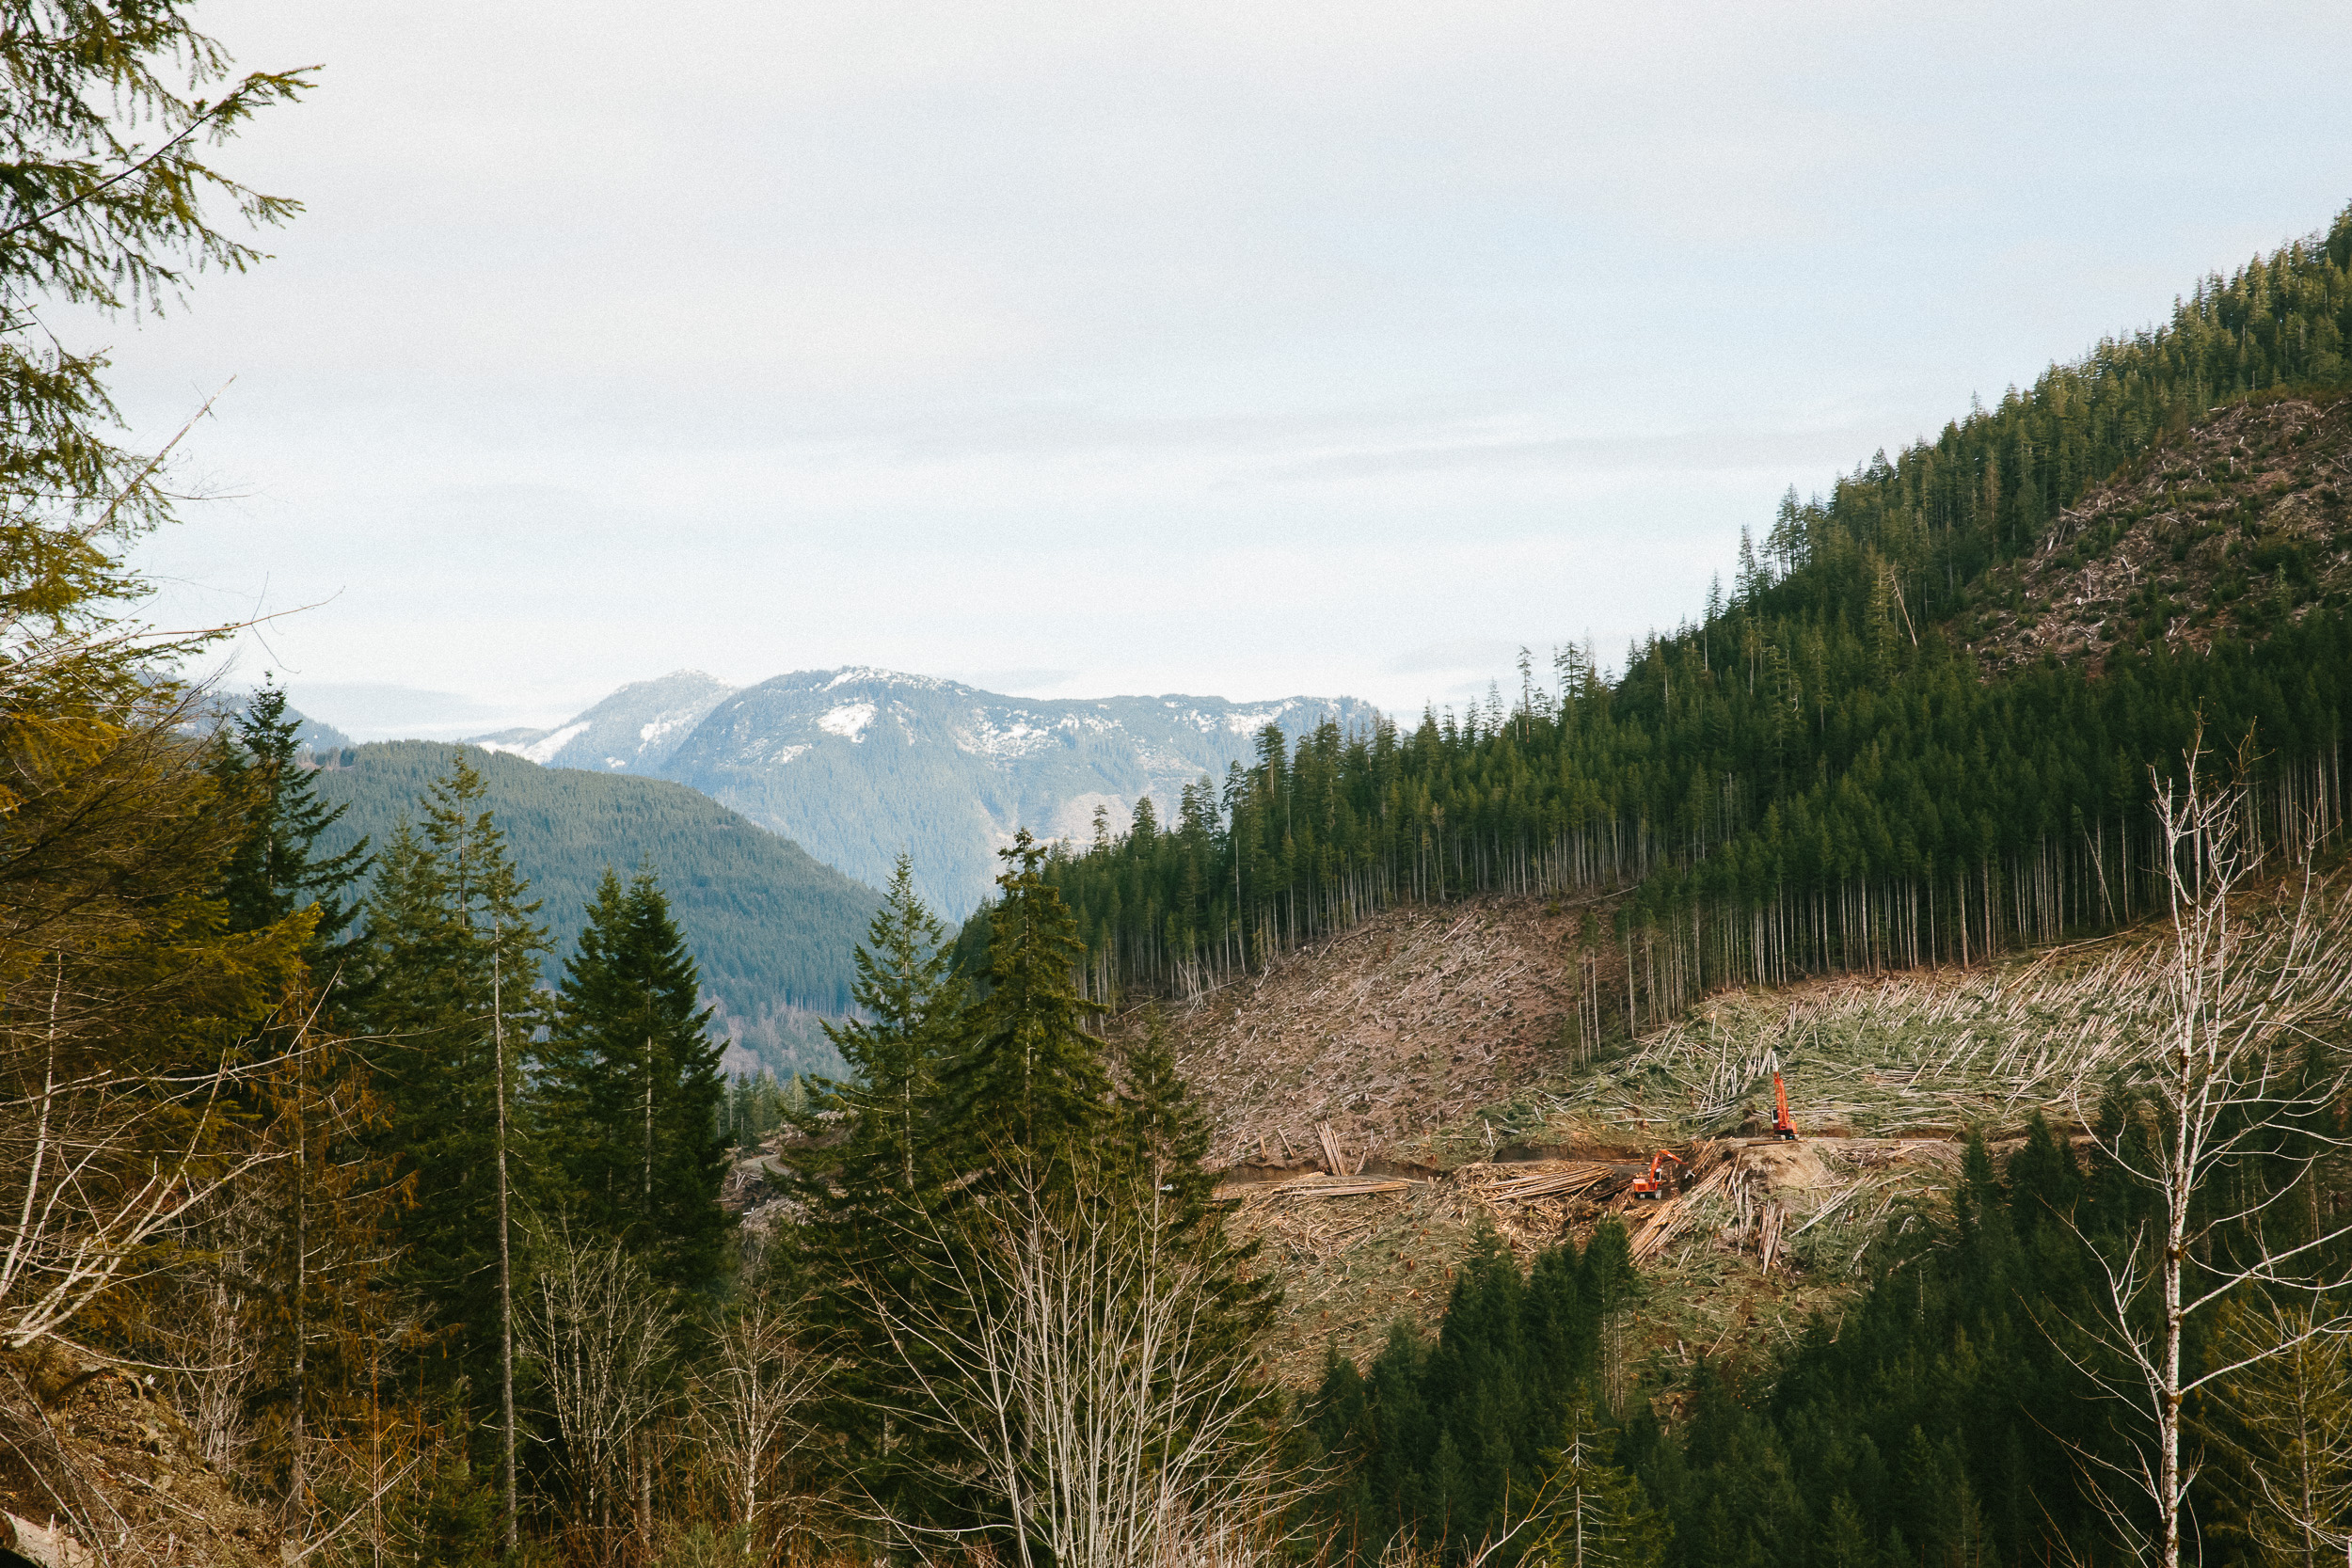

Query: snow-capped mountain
474,670,736,772
473,668,1379,915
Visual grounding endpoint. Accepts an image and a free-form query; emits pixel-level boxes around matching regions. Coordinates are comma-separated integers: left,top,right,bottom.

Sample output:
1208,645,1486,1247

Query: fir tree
350,753,548,1539
940,829,1108,1166
819,853,961,1192
541,864,735,1292
215,681,373,966
1539,1402,1671,1568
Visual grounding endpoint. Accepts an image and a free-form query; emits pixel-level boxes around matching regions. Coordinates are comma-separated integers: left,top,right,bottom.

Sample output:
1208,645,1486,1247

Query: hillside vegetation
1045,206,2352,1028
311,741,882,1074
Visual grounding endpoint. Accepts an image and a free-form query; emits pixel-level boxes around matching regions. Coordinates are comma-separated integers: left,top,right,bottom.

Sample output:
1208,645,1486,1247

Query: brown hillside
1150,885,2258,1386
1131,895,1618,1176
1962,391,2352,675
0,1342,281,1567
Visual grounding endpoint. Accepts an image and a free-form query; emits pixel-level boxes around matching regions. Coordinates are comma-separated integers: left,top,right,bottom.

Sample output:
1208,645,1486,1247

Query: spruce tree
819,853,961,1192
541,864,734,1292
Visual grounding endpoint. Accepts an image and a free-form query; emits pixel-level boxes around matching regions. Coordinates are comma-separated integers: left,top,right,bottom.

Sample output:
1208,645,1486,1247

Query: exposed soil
0,1342,280,1568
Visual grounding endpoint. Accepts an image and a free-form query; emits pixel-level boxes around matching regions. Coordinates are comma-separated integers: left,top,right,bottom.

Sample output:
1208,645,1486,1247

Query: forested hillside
311,742,881,1074
1041,206,2352,1029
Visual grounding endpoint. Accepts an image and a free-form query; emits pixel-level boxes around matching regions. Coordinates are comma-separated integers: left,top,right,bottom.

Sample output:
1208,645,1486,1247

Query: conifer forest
6,6,2352,1568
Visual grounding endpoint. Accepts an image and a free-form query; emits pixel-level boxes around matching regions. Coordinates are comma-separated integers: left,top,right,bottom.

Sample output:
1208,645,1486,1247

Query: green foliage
540,866,736,1293
1536,1404,1670,1568
1302,1218,1639,1563
788,848,1277,1553
215,682,373,964
1049,205,2352,1026
723,1067,804,1147
311,742,883,1076
940,829,1110,1164
349,754,550,1405
0,0,310,634
818,853,961,1193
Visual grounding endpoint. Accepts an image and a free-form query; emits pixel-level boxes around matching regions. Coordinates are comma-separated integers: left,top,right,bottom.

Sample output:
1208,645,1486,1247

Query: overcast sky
110,0,2352,739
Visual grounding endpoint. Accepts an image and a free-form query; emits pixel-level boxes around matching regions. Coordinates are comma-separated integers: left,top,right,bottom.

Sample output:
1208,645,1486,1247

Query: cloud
278,683,553,743
1384,639,1525,676
108,0,2352,729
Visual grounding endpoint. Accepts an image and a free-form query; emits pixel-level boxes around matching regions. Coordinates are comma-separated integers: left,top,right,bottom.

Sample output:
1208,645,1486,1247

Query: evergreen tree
940,829,1108,1165
350,753,548,1532
1539,1402,1670,1568
819,853,961,1192
540,863,734,1292
215,681,373,966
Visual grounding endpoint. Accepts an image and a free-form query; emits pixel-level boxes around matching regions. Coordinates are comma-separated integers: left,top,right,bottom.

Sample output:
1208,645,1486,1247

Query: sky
105,0,2352,739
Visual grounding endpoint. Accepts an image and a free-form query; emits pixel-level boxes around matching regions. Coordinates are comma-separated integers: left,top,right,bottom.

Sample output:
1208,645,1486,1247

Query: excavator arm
1629,1147,1690,1198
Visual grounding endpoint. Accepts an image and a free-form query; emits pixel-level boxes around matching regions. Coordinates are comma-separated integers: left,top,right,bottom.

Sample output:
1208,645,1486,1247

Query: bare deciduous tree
520,1218,679,1567
688,1292,824,1560
849,1164,1294,1568
2062,744,2352,1568
2202,1299,2352,1567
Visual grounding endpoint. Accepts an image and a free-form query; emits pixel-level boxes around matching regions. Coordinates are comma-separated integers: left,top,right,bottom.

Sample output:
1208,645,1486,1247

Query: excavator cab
1629,1148,1688,1199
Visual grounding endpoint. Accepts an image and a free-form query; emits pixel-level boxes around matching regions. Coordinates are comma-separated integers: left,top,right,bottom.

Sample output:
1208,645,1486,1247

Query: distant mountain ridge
476,668,1380,914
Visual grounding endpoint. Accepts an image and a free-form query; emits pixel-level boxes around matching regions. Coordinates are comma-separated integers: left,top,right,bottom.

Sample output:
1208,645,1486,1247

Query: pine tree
541,864,735,1292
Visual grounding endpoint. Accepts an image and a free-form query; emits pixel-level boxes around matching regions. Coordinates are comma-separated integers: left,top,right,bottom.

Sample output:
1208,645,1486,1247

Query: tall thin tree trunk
290,1041,309,1544
495,949,519,1556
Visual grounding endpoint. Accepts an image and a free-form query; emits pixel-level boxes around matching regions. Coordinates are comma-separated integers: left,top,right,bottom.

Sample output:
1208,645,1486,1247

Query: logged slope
1162,882,2294,1386
311,743,882,1076
485,668,1381,916
1149,897,1602,1172
1958,389,2352,674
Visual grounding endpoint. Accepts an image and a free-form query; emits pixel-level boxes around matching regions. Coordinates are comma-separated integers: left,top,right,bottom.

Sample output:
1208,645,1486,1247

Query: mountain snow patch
501,721,587,765
818,702,876,741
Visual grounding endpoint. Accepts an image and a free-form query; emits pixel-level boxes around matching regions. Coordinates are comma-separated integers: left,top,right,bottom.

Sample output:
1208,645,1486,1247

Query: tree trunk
495,950,519,1556
290,1043,308,1544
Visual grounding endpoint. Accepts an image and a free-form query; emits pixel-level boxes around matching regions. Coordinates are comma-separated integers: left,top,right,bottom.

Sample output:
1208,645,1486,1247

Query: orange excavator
1629,1148,1688,1200
1772,1069,1800,1141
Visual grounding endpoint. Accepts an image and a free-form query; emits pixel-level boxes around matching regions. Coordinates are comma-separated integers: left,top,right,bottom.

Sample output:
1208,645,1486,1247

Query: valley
9,25,2352,1559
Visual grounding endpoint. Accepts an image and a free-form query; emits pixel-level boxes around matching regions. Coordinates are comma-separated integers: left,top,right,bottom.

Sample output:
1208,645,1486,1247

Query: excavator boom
1772,1071,1799,1141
